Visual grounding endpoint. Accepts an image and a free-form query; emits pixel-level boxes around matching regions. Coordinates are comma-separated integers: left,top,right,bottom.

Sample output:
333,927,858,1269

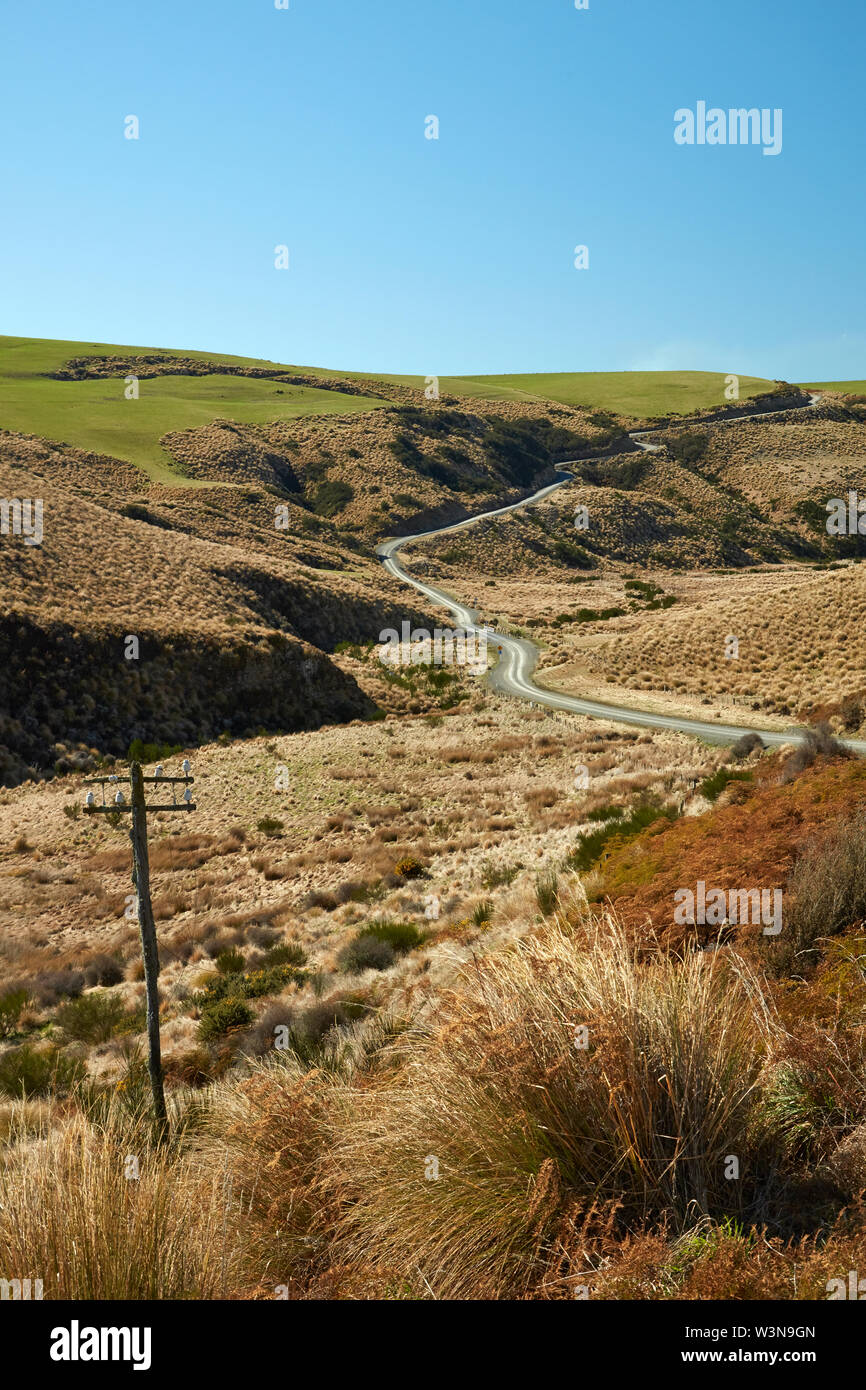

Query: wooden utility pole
129,763,166,1131
84,759,195,1138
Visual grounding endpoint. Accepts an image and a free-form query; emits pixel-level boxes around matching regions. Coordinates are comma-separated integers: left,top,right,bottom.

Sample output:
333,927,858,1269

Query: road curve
376,394,866,756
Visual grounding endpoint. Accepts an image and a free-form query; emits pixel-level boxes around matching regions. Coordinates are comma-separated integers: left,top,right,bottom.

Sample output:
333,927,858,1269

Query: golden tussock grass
0,1088,236,1299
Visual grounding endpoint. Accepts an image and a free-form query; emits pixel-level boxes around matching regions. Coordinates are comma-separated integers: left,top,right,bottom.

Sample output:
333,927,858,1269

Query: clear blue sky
1,0,863,380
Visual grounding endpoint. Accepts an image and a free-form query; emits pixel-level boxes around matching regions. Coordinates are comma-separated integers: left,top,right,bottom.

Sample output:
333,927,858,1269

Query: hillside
3,339,864,783
411,400,866,734
4,336,866,1303
0,428,452,784
3,706,866,1299
0,337,389,485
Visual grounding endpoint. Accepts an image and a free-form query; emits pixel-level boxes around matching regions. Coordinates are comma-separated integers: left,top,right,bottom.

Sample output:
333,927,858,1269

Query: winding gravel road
377,394,866,756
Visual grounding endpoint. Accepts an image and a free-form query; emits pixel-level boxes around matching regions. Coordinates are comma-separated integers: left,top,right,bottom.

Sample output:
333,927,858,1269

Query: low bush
194,962,304,1006
312,480,354,517
198,996,254,1043
763,809,866,975
83,953,125,988
258,942,307,969
215,948,246,976
667,431,710,466
730,733,764,761
55,990,129,1043
781,723,851,783
337,918,424,972
393,856,427,880
0,1044,85,1098
256,816,284,837
0,987,30,1038
575,607,627,623
481,860,521,889
338,935,395,974
699,768,753,803
585,804,624,824
357,919,425,954
32,969,85,1006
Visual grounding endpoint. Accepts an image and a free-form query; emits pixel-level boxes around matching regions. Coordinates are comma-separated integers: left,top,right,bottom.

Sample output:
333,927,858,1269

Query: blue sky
1,0,863,379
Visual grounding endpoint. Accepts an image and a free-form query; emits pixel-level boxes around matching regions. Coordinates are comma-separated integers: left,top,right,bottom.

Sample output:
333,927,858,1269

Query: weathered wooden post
129,761,167,1133
84,759,195,1138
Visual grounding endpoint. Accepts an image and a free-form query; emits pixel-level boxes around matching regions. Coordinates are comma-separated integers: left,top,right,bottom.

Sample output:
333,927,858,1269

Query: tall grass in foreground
763,808,866,975
0,1083,235,1299
321,918,779,1297
4,902,864,1300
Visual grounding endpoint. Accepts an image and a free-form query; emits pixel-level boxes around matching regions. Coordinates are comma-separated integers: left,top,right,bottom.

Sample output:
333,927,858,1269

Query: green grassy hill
443,370,779,415
803,379,866,396
301,367,791,415
0,337,386,484
1,337,859,487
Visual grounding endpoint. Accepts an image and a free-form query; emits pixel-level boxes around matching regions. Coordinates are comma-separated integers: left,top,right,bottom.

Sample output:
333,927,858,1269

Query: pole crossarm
82,776,194,786
84,803,197,814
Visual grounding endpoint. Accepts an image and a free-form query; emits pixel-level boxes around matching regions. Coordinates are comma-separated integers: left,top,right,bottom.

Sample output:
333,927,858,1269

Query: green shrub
481,860,521,889
699,768,753,803
0,1044,85,1098
575,607,627,623
567,800,677,874
256,816,284,837
0,988,30,1038
312,480,354,517
215,948,246,975
580,456,646,489
358,919,425,954
552,539,595,570
585,804,624,823
667,431,710,466
193,962,304,1006
338,935,396,974
198,997,253,1043
242,964,304,1000
335,919,424,975
55,990,129,1043
260,942,307,969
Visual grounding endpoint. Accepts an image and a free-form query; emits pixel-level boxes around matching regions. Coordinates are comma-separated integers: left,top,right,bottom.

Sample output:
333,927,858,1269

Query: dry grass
320,915,779,1297
0,1087,234,1299
3,883,865,1300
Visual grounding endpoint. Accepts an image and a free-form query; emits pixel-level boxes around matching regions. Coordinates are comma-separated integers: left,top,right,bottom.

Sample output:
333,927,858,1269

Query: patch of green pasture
0,337,385,484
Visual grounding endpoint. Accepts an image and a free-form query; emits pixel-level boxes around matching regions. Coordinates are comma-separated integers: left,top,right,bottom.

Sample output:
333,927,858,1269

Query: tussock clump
781,722,851,783
730,732,764,761
82,953,125,987
0,1100,234,1298
763,809,866,975
324,917,778,1297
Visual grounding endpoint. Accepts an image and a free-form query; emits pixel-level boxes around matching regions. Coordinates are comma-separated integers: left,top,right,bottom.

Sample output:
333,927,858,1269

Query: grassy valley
2,336,866,1304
